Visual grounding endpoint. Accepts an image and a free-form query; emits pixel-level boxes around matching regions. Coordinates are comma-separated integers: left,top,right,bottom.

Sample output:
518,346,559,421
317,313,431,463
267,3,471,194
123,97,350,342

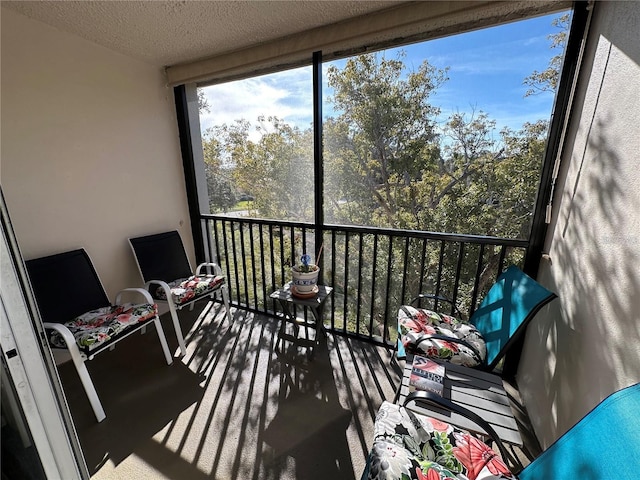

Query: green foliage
324,51,447,228
202,46,556,237
432,431,464,473
523,13,570,96
202,131,236,212
204,116,313,221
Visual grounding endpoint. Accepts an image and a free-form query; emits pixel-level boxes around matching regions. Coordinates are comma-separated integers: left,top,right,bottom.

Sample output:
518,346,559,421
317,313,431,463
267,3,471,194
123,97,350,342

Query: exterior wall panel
518,0,640,448
1,8,194,299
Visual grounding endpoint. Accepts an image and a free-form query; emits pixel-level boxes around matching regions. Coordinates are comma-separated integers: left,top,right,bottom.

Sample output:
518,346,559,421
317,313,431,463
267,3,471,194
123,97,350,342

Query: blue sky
200,10,570,140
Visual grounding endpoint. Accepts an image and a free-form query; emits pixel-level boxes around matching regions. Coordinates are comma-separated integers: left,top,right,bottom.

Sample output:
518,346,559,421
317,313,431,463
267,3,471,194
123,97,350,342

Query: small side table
270,283,333,359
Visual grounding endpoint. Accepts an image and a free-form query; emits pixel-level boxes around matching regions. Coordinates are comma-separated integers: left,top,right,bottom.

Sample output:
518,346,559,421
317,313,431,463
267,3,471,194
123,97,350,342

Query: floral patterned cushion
362,401,516,480
48,303,157,352
398,306,486,368
155,275,224,305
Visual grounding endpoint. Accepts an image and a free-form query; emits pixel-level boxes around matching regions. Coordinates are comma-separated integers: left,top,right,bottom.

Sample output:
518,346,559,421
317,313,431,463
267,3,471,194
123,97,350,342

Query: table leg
275,300,326,359
275,300,296,355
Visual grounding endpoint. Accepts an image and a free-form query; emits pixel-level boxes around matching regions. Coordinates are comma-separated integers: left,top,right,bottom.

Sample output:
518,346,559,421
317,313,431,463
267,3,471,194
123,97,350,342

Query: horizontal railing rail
201,214,528,348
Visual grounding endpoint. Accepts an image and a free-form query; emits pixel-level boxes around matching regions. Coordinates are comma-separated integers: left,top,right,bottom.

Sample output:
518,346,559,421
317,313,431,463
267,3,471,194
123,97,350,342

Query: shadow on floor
262,335,355,479
56,301,401,480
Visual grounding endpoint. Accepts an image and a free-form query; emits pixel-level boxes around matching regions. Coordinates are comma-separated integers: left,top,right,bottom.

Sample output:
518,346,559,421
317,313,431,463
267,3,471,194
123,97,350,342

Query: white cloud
199,67,314,141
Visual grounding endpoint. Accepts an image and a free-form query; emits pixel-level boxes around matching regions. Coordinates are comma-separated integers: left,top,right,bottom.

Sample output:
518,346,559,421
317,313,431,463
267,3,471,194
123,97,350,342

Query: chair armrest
195,262,222,277
114,287,155,306
142,280,172,300
404,390,518,470
43,322,86,359
410,293,463,318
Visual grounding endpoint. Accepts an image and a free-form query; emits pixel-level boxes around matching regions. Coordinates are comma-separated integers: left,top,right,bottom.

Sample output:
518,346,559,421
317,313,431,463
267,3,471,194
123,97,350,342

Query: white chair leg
221,285,232,323
167,301,187,356
68,344,106,422
149,281,187,357
46,323,106,422
152,315,173,365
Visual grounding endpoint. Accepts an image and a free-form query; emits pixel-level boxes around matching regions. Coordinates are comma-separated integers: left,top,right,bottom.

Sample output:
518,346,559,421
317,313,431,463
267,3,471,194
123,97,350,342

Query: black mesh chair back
26,249,110,324
129,230,193,283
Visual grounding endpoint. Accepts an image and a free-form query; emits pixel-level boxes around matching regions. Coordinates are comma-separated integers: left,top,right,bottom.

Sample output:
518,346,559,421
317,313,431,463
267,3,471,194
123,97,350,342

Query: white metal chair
25,248,173,422
129,230,232,356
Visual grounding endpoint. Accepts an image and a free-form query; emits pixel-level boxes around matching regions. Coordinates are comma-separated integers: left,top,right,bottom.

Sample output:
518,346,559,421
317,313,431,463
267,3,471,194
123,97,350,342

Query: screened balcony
2,1,639,479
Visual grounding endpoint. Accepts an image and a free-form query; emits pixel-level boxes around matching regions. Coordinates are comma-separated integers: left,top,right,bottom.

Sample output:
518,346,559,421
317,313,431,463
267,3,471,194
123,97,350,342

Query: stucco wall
1,8,194,299
518,0,640,448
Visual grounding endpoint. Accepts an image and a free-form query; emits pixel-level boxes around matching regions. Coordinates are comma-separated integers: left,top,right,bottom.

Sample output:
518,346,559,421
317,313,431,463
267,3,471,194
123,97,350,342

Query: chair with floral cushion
363,382,640,480
25,248,173,423
397,266,557,370
129,230,232,356
362,399,517,480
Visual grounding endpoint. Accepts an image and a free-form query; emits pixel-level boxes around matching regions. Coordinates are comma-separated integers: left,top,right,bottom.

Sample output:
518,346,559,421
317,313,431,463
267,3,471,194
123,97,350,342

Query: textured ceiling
2,0,401,67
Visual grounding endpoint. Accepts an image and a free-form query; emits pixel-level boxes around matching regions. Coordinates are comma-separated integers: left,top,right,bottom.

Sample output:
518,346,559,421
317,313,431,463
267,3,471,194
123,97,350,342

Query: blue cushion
519,383,640,480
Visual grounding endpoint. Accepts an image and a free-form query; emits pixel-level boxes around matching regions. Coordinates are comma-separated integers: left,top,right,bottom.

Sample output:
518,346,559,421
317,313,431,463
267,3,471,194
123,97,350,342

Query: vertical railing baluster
259,224,267,311
435,240,445,311
213,218,222,267
452,242,465,315
202,218,212,263
383,236,394,344
230,221,241,306
330,229,336,330
369,233,378,339
498,244,507,275
221,220,233,303
418,238,427,295
249,223,258,310
300,226,308,322
401,236,410,305
342,232,350,334
471,243,485,315
269,224,277,312
289,227,295,268
278,225,285,286
356,232,363,336
238,220,249,306
301,227,307,258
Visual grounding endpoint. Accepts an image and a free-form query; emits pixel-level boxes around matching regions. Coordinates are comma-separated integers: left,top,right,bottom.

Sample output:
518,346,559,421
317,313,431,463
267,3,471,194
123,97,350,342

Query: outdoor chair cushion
48,303,157,353
362,401,516,480
398,305,487,368
154,274,225,305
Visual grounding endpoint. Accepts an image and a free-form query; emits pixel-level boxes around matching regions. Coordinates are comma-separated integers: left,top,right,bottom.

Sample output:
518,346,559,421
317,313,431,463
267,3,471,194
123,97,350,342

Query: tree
198,89,211,113
203,116,314,221
324,51,448,228
523,13,570,97
202,127,236,212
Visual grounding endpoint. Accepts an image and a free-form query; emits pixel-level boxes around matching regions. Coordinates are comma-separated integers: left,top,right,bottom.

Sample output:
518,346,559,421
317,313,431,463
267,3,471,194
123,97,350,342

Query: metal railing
201,215,528,348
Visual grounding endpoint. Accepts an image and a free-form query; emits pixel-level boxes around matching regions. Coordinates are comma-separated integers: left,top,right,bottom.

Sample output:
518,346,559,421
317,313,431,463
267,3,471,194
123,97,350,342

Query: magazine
409,355,445,396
